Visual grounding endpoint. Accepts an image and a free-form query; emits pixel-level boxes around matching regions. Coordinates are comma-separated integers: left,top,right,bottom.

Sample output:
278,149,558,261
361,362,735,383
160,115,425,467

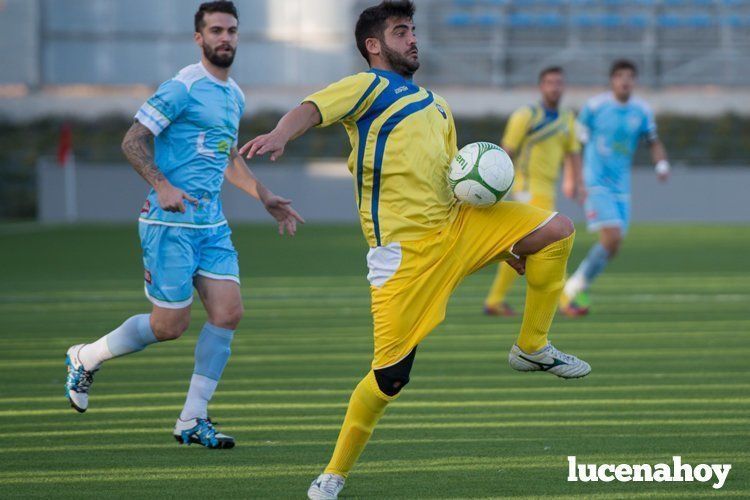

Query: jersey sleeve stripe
135,102,171,136
370,91,435,247
342,75,381,120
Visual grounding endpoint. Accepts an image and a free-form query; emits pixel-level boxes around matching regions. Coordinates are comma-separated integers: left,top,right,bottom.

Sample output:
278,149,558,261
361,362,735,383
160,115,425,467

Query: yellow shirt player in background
240,2,590,498
484,66,585,317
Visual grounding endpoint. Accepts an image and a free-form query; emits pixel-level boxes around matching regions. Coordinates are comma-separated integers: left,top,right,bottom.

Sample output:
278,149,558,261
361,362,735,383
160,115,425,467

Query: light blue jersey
577,92,657,195
135,62,245,228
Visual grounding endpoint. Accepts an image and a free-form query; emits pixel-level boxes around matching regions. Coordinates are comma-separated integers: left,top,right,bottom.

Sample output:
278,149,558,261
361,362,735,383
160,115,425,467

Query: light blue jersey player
561,60,670,316
64,1,303,448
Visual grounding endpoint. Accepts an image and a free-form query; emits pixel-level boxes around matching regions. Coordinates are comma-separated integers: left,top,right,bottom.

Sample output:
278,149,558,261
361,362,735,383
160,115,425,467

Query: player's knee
210,303,243,330
374,348,417,397
151,315,190,341
603,238,622,257
549,213,575,241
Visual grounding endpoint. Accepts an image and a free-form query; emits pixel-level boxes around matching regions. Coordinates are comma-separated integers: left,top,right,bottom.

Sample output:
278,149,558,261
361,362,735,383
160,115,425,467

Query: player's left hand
239,130,287,162
261,193,305,236
506,256,526,276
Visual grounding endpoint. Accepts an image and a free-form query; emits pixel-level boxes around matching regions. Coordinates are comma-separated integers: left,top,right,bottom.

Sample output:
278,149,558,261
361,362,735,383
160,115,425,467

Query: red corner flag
57,122,73,167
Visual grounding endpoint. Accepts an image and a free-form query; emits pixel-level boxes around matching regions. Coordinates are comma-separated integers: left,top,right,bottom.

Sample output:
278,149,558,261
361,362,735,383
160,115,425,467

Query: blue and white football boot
173,417,235,449
308,473,346,500
509,343,591,379
65,344,98,413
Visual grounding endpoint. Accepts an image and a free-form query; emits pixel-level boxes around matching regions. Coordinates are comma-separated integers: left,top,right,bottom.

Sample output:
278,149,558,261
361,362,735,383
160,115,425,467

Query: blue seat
446,13,472,27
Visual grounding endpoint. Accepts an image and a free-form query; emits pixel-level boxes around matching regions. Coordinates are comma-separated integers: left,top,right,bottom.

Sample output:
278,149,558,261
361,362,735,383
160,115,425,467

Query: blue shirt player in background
64,1,303,448
561,59,670,316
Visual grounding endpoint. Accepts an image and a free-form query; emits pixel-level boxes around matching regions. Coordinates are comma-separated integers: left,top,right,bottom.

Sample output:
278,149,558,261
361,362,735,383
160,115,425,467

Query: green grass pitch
0,223,748,498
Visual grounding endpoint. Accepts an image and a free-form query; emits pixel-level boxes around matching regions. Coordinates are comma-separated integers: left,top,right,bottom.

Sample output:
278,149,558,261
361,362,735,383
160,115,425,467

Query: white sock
564,270,587,298
180,374,218,421
78,314,157,371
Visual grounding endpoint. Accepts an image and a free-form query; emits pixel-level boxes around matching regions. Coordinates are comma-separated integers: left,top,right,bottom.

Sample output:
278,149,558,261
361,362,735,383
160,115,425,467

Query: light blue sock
194,323,234,380
180,323,234,420
79,314,158,370
579,243,612,285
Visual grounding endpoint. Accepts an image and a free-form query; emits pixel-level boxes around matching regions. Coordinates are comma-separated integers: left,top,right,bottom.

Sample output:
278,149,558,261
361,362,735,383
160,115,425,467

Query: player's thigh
454,202,554,274
195,224,243,328
368,236,459,369
139,223,198,309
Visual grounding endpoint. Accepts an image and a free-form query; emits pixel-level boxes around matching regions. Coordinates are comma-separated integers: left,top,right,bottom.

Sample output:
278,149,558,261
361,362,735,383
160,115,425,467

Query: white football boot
308,473,345,500
509,343,591,379
65,344,98,412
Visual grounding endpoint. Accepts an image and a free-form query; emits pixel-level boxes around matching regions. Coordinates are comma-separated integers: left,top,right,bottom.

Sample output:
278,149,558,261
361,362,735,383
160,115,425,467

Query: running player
64,1,303,448
240,2,590,497
561,59,670,315
483,66,584,317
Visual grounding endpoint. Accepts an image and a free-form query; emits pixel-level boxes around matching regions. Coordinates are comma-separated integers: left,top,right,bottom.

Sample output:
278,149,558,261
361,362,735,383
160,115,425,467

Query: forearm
650,140,668,164
226,148,269,201
567,153,583,185
121,121,168,189
274,102,321,142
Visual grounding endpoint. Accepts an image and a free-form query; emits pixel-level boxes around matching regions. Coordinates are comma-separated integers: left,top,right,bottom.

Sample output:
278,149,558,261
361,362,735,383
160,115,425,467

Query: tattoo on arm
121,121,165,188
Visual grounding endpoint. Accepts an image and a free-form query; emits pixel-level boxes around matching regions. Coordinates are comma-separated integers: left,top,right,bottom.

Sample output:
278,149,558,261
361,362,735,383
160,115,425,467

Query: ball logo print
449,142,514,206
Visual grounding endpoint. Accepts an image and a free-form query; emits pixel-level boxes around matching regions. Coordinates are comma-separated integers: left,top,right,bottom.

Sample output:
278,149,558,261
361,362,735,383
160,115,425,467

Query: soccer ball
448,142,514,206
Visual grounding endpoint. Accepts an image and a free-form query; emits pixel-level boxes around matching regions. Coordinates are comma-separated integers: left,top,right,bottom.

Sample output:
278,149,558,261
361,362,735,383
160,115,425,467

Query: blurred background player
240,1,590,498
63,1,303,448
561,59,670,315
483,66,584,317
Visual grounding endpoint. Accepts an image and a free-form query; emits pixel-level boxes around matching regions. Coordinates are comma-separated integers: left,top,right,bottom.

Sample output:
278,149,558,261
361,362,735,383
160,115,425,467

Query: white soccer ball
449,142,514,206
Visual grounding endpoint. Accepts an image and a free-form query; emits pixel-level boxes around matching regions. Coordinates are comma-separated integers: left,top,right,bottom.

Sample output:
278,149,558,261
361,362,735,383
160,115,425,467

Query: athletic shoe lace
548,345,578,364
194,418,219,446
319,474,345,494
69,366,97,393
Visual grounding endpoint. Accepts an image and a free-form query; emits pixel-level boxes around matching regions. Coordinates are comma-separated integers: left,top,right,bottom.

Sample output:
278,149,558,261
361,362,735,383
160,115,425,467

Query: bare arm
239,102,321,161
562,152,586,204
121,121,197,213
121,121,166,189
225,147,305,235
650,139,670,182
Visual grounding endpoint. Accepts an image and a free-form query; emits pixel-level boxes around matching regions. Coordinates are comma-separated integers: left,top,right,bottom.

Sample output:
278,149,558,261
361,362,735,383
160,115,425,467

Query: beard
203,42,236,68
381,41,420,78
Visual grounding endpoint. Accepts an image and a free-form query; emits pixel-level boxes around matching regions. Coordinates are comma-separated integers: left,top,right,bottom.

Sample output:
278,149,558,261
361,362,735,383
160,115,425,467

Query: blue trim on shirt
370,91,435,247
354,71,420,209
342,75,381,120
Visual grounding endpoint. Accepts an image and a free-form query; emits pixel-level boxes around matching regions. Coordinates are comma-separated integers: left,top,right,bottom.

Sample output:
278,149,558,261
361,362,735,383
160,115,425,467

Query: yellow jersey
304,69,458,247
502,104,580,200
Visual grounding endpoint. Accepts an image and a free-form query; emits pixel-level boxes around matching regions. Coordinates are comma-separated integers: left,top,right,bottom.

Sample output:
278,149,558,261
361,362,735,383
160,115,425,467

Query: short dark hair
610,59,638,77
538,66,563,83
355,1,416,63
195,1,238,33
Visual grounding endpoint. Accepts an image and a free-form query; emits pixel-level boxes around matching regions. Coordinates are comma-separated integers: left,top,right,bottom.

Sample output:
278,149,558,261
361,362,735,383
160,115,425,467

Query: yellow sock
485,262,519,307
517,232,575,353
324,370,396,478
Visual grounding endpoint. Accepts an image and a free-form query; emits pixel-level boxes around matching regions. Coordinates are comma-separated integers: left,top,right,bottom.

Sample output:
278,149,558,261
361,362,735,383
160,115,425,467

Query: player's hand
239,130,288,162
506,256,526,276
156,182,198,213
261,192,305,236
655,160,670,183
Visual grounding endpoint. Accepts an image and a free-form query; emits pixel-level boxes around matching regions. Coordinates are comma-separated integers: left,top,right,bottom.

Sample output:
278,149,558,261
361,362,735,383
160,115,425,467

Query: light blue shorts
139,222,240,309
584,186,631,234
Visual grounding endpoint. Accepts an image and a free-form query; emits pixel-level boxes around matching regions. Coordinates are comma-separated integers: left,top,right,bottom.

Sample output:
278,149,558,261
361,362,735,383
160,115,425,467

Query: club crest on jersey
140,200,151,215
435,103,447,119
144,269,152,285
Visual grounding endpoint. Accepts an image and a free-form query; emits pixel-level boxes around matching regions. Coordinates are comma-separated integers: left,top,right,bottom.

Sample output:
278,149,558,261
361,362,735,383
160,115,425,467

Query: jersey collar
369,68,415,85
199,61,230,87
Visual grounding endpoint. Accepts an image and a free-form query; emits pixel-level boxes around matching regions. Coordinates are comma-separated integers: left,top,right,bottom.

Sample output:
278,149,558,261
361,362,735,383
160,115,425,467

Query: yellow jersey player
484,66,584,317
240,2,590,498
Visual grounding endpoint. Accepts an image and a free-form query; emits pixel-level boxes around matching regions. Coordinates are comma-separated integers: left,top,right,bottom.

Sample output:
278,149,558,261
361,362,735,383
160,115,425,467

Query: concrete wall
38,160,750,225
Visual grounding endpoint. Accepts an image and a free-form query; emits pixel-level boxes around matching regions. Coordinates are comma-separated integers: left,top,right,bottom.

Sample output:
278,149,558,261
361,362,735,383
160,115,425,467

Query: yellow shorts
511,190,556,211
369,201,555,368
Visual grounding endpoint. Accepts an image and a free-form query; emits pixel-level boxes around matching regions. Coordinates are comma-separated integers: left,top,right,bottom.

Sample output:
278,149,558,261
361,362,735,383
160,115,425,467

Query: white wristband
655,160,670,176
